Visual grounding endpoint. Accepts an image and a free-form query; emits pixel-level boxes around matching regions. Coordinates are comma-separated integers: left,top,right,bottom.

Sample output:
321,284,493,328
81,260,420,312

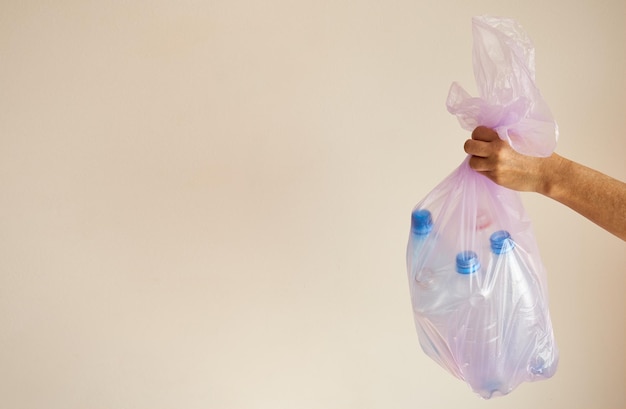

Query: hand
463,126,555,193
464,127,626,240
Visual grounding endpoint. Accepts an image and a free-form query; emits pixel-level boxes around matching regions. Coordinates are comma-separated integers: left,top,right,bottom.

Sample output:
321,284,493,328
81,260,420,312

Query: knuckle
471,126,484,140
472,126,497,141
492,149,503,165
491,142,507,165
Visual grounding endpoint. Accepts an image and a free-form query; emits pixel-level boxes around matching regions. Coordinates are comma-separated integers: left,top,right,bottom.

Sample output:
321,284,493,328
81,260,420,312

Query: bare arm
464,126,626,241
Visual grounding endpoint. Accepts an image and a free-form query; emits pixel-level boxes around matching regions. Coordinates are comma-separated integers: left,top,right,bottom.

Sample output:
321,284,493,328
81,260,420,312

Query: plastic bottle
450,250,504,399
407,209,461,376
406,209,434,281
483,230,558,388
406,209,453,313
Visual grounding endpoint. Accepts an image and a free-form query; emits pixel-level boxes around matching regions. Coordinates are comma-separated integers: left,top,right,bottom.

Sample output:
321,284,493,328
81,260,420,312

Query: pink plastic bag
407,16,558,399
446,16,558,157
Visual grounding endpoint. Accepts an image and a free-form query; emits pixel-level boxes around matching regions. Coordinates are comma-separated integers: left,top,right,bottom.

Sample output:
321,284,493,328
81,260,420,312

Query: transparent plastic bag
446,15,558,157
407,16,558,398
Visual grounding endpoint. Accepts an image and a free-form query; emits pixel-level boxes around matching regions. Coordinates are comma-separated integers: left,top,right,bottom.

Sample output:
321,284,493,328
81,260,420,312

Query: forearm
539,154,626,241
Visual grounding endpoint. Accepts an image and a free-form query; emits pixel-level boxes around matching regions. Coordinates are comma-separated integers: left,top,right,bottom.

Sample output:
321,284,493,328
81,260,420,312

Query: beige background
1,1,624,408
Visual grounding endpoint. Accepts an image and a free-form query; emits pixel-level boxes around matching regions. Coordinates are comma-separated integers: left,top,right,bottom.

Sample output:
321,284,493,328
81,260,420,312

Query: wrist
537,153,567,198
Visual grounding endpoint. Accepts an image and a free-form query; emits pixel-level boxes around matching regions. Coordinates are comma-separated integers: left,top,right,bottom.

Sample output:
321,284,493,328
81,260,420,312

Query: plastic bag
407,16,558,399
446,16,558,157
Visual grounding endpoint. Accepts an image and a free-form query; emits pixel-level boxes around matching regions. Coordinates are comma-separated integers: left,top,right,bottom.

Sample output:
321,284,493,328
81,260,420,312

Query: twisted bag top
446,15,558,157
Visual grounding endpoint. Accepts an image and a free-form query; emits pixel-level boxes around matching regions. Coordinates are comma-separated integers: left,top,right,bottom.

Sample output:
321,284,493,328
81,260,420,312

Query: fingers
468,154,492,172
464,139,492,158
471,126,499,142
465,127,500,172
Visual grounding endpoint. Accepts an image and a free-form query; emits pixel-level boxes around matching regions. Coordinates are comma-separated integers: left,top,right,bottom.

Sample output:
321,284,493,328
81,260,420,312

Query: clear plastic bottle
484,230,558,387
406,209,434,282
406,209,454,313
450,250,504,399
407,209,460,377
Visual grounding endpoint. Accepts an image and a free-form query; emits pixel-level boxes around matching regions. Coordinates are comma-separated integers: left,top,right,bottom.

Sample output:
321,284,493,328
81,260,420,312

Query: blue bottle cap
411,209,433,236
490,230,515,254
456,251,481,274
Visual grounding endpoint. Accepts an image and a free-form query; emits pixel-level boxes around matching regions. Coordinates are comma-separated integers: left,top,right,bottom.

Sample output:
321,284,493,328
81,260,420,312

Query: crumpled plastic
407,16,559,399
446,15,558,157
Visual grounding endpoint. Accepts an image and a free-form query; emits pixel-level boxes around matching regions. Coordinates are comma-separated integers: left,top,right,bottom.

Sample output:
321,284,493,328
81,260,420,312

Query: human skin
464,126,626,241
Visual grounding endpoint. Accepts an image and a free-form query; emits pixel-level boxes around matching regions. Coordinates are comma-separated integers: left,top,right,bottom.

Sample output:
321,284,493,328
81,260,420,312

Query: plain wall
1,1,624,408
